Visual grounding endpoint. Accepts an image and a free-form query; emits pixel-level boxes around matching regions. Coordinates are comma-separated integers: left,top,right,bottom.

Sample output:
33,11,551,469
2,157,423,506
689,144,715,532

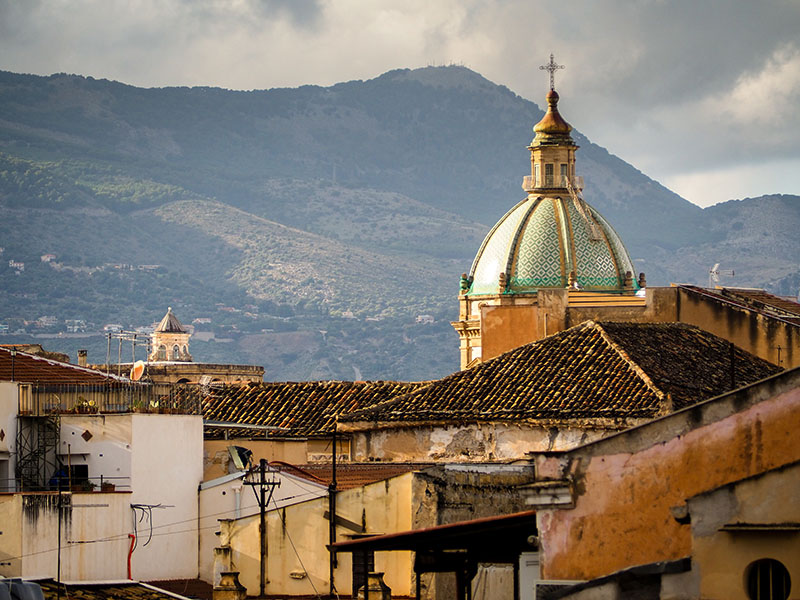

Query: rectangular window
560,164,568,186
534,164,540,187
545,164,554,187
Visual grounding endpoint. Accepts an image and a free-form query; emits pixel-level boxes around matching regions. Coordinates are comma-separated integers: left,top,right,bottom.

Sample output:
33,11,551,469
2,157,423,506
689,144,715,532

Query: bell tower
149,307,193,362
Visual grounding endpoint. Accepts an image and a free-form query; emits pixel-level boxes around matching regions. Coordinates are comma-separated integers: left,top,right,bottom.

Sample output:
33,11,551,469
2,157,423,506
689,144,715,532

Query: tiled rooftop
199,380,427,438
341,321,781,424
0,346,128,384
36,580,191,600
270,460,427,490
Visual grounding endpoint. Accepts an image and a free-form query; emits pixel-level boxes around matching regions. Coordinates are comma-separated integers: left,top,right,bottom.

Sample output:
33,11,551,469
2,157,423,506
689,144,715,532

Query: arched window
172,345,181,360
747,559,791,600
157,345,166,361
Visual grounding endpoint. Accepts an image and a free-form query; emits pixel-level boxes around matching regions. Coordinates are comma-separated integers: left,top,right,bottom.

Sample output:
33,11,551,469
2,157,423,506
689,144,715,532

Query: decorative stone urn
213,571,247,600
357,572,392,599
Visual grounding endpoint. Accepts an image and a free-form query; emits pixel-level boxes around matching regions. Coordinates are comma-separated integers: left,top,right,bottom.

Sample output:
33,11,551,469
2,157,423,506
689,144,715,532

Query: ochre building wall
535,370,800,581
676,287,800,369
686,461,800,600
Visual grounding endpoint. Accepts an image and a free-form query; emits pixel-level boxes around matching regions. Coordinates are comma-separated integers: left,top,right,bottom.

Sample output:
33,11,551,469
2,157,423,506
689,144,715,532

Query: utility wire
2,489,324,562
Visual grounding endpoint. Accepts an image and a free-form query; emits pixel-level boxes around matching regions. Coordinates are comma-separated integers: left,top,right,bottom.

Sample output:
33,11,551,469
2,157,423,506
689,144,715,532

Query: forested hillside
0,66,797,380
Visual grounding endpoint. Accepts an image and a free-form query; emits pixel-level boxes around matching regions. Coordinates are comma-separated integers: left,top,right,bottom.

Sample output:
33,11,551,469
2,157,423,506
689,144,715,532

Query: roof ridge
592,322,671,414
340,321,602,423
341,380,437,421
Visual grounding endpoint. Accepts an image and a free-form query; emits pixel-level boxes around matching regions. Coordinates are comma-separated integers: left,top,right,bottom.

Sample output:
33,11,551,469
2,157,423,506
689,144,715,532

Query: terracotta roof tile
341,322,781,424
37,580,187,600
271,461,427,490
199,380,427,438
0,346,129,384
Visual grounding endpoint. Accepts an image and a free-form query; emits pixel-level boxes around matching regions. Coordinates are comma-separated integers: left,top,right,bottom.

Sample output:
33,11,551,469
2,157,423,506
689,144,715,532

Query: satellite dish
130,360,145,381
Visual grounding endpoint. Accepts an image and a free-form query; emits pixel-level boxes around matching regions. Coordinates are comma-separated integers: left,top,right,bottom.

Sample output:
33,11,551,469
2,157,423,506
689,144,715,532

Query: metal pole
329,423,338,597
260,459,267,597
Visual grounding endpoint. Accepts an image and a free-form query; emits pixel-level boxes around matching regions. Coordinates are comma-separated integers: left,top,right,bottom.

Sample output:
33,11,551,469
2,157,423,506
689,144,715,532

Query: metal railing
18,382,202,416
522,174,584,192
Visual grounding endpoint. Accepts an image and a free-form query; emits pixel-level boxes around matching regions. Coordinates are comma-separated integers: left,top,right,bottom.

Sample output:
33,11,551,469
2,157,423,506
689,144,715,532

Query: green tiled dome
468,195,637,295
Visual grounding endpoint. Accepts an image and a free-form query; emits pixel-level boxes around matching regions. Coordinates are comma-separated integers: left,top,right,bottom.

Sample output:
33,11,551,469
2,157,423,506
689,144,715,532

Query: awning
330,510,537,600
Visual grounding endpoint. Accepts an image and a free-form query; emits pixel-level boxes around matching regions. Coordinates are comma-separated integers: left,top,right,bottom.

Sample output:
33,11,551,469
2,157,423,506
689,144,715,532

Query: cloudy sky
1,0,799,207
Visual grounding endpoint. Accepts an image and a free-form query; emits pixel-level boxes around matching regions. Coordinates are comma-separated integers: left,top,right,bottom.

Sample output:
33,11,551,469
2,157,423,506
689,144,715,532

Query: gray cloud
0,0,798,205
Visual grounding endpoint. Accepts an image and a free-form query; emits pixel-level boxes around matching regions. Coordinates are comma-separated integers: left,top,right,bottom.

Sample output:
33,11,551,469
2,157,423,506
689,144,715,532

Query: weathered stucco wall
352,422,625,463
0,494,23,575
684,461,800,600
535,372,800,581
411,464,535,599
0,491,131,580
677,287,800,368
221,472,415,597
198,471,326,585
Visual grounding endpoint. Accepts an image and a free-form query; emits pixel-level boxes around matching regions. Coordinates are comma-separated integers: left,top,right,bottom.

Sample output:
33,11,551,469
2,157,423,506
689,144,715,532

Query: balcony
522,175,584,192
17,382,201,416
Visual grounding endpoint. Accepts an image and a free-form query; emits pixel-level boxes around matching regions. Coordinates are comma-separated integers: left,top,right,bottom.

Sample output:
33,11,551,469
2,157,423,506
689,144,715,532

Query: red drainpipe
127,534,136,580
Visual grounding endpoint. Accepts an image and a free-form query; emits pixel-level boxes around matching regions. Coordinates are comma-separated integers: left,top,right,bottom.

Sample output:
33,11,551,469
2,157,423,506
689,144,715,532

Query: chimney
78,349,88,368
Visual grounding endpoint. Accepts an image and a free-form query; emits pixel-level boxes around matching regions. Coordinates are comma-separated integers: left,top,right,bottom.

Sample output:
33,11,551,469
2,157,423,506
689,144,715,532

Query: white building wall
0,491,131,580
0,382,18,492
59,414,134,491
129,414,203,580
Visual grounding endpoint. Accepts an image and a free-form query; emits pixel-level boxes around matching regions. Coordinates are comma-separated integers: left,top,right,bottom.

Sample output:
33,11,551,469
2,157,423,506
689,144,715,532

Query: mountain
0,66,797,379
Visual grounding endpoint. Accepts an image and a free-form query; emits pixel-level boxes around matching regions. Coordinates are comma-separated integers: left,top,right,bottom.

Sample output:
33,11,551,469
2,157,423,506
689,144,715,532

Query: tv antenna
708,263,734,288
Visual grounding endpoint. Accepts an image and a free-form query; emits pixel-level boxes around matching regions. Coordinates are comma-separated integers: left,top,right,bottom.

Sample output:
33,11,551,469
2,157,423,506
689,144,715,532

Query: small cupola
523,55,579,193
149,307,193,362
531,90,574,146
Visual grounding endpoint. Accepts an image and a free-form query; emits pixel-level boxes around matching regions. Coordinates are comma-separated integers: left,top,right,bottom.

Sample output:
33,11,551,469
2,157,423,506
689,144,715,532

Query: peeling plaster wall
352,422,623,463
411,464,535,599
536,377,800,581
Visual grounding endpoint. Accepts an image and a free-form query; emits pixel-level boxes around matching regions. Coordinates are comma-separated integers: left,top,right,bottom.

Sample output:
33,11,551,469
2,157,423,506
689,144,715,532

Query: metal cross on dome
539,53,565,91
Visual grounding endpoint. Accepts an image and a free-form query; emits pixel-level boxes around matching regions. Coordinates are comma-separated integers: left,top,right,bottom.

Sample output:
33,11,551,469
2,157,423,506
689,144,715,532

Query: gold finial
539,53,565,91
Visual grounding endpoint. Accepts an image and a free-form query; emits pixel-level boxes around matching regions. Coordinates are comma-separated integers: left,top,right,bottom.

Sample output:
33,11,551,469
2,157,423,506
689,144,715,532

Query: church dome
467,192,637,295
